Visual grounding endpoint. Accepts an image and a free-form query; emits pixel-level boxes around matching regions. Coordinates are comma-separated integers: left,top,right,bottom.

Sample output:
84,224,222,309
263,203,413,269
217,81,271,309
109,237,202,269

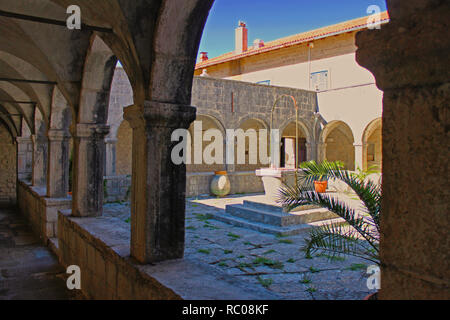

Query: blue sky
198,0,387,59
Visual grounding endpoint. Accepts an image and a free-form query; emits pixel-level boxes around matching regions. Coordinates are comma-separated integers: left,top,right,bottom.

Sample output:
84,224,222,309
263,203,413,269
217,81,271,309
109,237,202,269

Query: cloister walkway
0,207,80,300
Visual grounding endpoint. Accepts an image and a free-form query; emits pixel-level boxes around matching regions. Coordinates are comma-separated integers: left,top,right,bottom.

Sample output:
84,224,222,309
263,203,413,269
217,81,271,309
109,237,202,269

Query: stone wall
0,125,17,206
104,172,264,201
191,76,317,137
186,172,264,197
112,76,317,196
57,209,279,300
104,175,132,203
17,180,71,243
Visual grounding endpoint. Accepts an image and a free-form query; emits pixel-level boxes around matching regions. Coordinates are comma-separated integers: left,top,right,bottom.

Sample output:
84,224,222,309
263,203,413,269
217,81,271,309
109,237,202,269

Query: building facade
195,12,389,172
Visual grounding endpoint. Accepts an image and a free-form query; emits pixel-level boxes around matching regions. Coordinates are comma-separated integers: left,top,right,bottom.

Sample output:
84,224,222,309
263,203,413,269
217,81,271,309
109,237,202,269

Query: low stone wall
105,172,264,200
17,180,71,243
104,175,132,203
57,210,279,300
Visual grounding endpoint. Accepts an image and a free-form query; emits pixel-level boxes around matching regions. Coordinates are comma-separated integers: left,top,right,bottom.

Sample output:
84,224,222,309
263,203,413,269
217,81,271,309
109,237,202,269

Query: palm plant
353,164,380,182
278,160,381,265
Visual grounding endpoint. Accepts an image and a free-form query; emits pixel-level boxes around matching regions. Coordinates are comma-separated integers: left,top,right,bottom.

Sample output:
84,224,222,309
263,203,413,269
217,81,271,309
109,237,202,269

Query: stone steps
243,200,319,213
207,209,345,236
204,200,345,236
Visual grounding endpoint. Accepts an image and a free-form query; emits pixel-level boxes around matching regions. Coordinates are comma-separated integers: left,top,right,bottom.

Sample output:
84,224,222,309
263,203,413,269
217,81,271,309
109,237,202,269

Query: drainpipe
307,42,314,90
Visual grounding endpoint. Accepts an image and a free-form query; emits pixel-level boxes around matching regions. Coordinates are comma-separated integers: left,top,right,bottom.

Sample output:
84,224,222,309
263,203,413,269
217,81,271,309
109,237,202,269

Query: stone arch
188,114,225,173
234,117,270,172
362,117,382,171
0,117,17,142
78,35,118,124
320,121,356,170
279,118,312,143
0,104,20,137
149,0,214,104
279,119,311,167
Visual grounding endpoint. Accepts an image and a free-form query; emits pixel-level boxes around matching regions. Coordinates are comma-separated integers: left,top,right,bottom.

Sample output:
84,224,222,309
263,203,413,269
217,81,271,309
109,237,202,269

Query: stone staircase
207,199,344,236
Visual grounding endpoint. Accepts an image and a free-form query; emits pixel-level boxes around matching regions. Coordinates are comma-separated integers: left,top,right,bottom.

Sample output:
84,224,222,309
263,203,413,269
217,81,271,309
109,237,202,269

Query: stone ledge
57,210,280,300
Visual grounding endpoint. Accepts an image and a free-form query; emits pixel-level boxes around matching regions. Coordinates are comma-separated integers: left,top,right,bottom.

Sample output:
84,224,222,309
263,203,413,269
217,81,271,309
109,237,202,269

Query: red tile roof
196,11,389,69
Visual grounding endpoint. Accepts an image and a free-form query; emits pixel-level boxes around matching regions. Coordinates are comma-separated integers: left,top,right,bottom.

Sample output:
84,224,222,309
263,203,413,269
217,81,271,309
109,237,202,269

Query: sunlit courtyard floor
104,193,377,300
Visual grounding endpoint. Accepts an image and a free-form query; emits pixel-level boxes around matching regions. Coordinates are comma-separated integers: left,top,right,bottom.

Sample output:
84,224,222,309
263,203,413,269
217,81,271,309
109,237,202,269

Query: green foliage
278,239,294,244
309,266,320,273
227,232,241,239
352,165,380,183
278,160,381,265
103,179,108,198
299,275,311,284
252,257,284,269
306,287,317,293
299,160,345,182
347,263,367,271
194,213,210,222
257,276,273,288
197,249,211,255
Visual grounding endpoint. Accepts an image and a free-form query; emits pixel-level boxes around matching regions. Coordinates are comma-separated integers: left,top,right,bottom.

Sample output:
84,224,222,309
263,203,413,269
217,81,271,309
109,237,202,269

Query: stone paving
104,193,377,300
0,207,82,300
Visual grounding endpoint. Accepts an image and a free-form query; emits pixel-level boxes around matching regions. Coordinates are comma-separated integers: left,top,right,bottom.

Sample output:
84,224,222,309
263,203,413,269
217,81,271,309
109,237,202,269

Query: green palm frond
277,160,381,265
303,222,379,264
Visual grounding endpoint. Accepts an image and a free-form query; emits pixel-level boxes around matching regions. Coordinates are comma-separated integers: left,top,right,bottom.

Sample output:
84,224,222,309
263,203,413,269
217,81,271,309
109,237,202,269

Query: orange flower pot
314,181,328,193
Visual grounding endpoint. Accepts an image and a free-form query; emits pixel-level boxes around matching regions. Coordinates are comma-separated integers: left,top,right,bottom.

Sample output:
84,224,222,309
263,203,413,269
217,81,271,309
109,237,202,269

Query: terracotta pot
314,180,327,193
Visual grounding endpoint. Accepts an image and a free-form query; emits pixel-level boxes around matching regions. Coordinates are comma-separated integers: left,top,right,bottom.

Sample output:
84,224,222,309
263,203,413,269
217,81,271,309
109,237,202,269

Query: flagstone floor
104,193,377,300
0,207,82,300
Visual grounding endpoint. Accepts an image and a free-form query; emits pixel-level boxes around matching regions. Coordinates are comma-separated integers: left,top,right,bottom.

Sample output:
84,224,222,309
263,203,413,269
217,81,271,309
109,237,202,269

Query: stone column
356,0,449,299
16,137,33,181
71,123,110,217
124,101,196,264
105,138,117,176
46,129,71,198
306,142,317,162
31,134,48,187
353,143,365,171
225,134,236,173
317,142,327,163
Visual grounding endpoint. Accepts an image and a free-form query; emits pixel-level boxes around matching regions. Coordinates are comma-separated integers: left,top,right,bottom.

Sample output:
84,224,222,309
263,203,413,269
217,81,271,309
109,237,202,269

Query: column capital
355,6,448,91
71,123,110,139
353,143,365,148
16,136,32,144
47,129,71,142
124,101,196,130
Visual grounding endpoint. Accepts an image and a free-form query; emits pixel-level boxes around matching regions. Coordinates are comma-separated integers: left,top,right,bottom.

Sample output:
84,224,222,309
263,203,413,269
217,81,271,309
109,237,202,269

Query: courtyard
103,193,377,300
0,0,447,301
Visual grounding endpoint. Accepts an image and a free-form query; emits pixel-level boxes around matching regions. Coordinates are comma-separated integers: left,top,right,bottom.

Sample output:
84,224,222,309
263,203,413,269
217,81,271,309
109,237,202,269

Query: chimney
200,51,209,62
253,39,265,49
235,21,248,54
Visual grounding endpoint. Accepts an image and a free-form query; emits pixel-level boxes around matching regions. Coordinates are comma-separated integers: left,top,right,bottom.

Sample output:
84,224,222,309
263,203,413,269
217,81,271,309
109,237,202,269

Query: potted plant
278,161,381,299
299,160,344,193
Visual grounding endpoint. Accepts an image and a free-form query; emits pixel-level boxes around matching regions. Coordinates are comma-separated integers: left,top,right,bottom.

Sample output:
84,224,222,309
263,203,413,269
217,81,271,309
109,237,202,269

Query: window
310,70,329,91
